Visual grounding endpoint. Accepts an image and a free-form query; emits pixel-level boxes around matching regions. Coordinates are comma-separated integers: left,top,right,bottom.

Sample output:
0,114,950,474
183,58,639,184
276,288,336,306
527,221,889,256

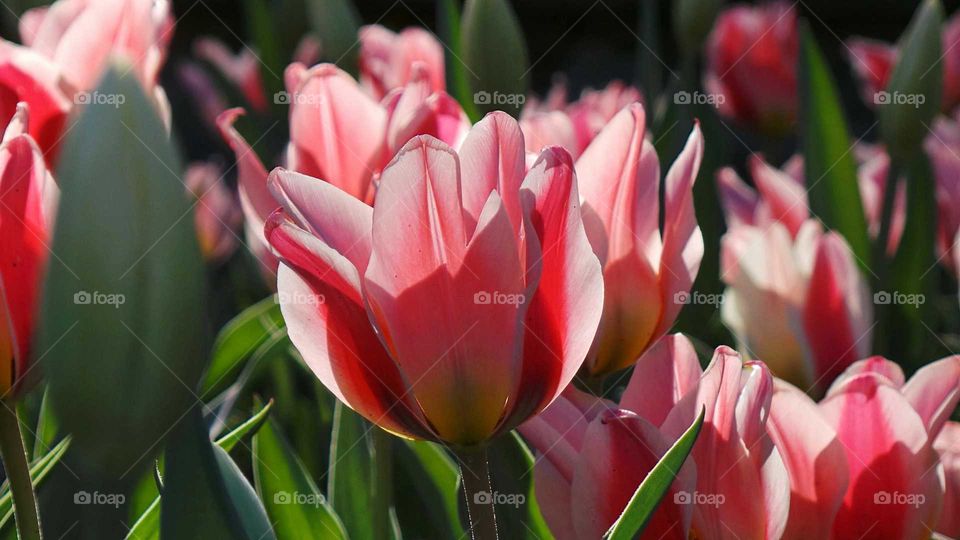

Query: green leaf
0,436,71,531
160,408,275,540
394,440,465,538
879,0,944,161
437,0,477,120
462,0,530,118
328,402,380,540
253,416,348,539
202,296,285,399
216,399,275,452
603,408,705,540
40,64,207,481
673,0,722,56
306,0,361,75
799,24,872,265
126,402,275,540
32,387,58,461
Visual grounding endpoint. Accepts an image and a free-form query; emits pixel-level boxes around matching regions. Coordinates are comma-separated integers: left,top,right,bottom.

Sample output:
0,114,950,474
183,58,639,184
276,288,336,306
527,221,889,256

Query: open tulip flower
0,104,57,397
523,335,794,539
359,25,446,100
718,157,874,392
576,103,704,377
705,2,798,134
264,112,603,445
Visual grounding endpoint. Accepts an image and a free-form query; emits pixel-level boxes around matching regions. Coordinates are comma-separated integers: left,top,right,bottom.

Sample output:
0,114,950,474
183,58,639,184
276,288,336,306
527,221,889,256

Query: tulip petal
934,422,960,538
826,356,905,397
571,410,695,540
768,379,849,540
620,333,703,426
459,111,526,236
286,63,387,202
750,154,809,236
717,166,759,230
901,355,960,437
533,458,577,540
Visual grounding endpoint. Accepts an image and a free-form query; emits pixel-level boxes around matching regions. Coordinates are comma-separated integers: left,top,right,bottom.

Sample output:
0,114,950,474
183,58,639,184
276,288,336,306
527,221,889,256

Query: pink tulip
718,158,874,392
567,81,643,154
935,421,960,538
575,103,704,376
705,2,798,134
519,109,578,159
924,116,960,270
849,13,960,113
381,64,470,155
194,38,269,113
523,335,791,539
0,104,58,397
359,25,445,100
21,0,174,93
184,162,242,265
264,113,603,444
820,356,960,539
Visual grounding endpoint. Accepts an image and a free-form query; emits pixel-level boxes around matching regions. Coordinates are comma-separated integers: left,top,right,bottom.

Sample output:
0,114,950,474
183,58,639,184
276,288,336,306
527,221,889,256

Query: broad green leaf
879,0,943,161
0,436,70,532
604,408,705,540
462,0,529,118
161,408,275,540
126,402,274,540
201,296,284,399
328,402,381,540
40,64,207,481
306,0,361,74
253,416,347,539
457,432,552,539
394,440,465,538
799,24,871,264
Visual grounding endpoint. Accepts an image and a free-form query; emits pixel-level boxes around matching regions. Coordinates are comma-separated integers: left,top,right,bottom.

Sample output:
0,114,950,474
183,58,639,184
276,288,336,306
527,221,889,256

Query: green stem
0,401,42,540
371,428,394,540
455,447,498,540
873,159,900,356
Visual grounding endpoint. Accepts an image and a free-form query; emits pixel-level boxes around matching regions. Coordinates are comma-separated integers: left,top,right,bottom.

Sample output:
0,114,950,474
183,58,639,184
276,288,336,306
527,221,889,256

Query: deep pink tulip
935,421,960,538
576,103,704,376
705,2,798,134
718,158,874,392
184,162,242,265
849,13,960,113
264,113,603,444
359,25,445,100
820,356,960,540
0,104,58,396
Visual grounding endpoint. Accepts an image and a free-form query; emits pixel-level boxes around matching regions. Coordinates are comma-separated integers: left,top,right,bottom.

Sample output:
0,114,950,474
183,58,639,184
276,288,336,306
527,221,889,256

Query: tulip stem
0,400,42,540
456,447,498,540
371,428,394,540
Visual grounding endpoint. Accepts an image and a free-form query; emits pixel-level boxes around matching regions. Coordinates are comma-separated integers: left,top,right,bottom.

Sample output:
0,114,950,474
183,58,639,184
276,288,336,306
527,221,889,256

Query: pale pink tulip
705,2,798,134
264,113,603,444
184,162,242,265
848,13,960,113
381,64,470,155
924,116,960,270
575,103,704,376
0,104,58,396
359,25,445,100
820,356,960,539
934,422,960,538
567,81,643,154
